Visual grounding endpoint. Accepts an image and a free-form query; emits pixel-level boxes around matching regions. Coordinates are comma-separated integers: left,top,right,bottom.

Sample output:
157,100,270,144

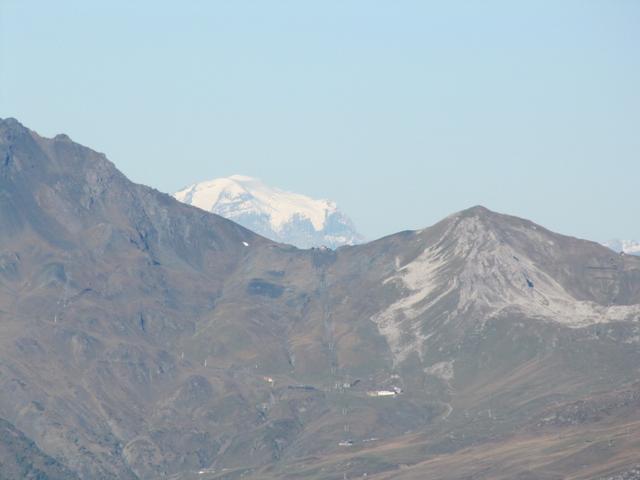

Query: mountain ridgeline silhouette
1,118,640,479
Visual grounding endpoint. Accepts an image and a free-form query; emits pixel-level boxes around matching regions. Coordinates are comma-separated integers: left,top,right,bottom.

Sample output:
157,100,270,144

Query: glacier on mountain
603,239,640,256
174,175,364,249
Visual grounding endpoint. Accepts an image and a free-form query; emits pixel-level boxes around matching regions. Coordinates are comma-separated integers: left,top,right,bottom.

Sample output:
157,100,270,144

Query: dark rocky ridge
0,418,80,480
1,118,640,479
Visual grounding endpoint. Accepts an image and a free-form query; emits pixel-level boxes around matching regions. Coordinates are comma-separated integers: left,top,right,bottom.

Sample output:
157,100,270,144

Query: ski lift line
317,263,341,388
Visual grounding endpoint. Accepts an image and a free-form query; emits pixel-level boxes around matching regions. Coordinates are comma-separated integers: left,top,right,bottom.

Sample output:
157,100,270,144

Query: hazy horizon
2,1,638,242
2,5,640,477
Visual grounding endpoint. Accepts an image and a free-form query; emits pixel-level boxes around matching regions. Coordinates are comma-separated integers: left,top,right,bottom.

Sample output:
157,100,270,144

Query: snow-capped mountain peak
603,239,640,256
174,175,364,249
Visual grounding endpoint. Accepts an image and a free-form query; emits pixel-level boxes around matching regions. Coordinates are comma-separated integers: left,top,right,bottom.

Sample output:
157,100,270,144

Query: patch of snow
603,239,640,256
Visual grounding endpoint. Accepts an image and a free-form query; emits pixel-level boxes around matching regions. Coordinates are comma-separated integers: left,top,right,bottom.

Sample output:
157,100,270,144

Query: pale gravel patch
424,360,454,382
371,215,640,365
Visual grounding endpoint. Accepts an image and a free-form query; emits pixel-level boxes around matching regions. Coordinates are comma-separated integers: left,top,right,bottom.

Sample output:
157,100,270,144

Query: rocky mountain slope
174,175,363,248
1,118,640,480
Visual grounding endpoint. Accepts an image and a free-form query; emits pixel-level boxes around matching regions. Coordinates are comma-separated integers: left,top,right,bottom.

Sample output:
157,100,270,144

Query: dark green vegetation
1,118,640,479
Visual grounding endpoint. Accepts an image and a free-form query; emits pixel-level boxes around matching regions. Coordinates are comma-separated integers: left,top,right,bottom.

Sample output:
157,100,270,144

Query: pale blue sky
1,1,639,241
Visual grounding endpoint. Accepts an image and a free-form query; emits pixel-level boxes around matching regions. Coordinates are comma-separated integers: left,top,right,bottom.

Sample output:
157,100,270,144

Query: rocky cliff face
2,118,640,480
